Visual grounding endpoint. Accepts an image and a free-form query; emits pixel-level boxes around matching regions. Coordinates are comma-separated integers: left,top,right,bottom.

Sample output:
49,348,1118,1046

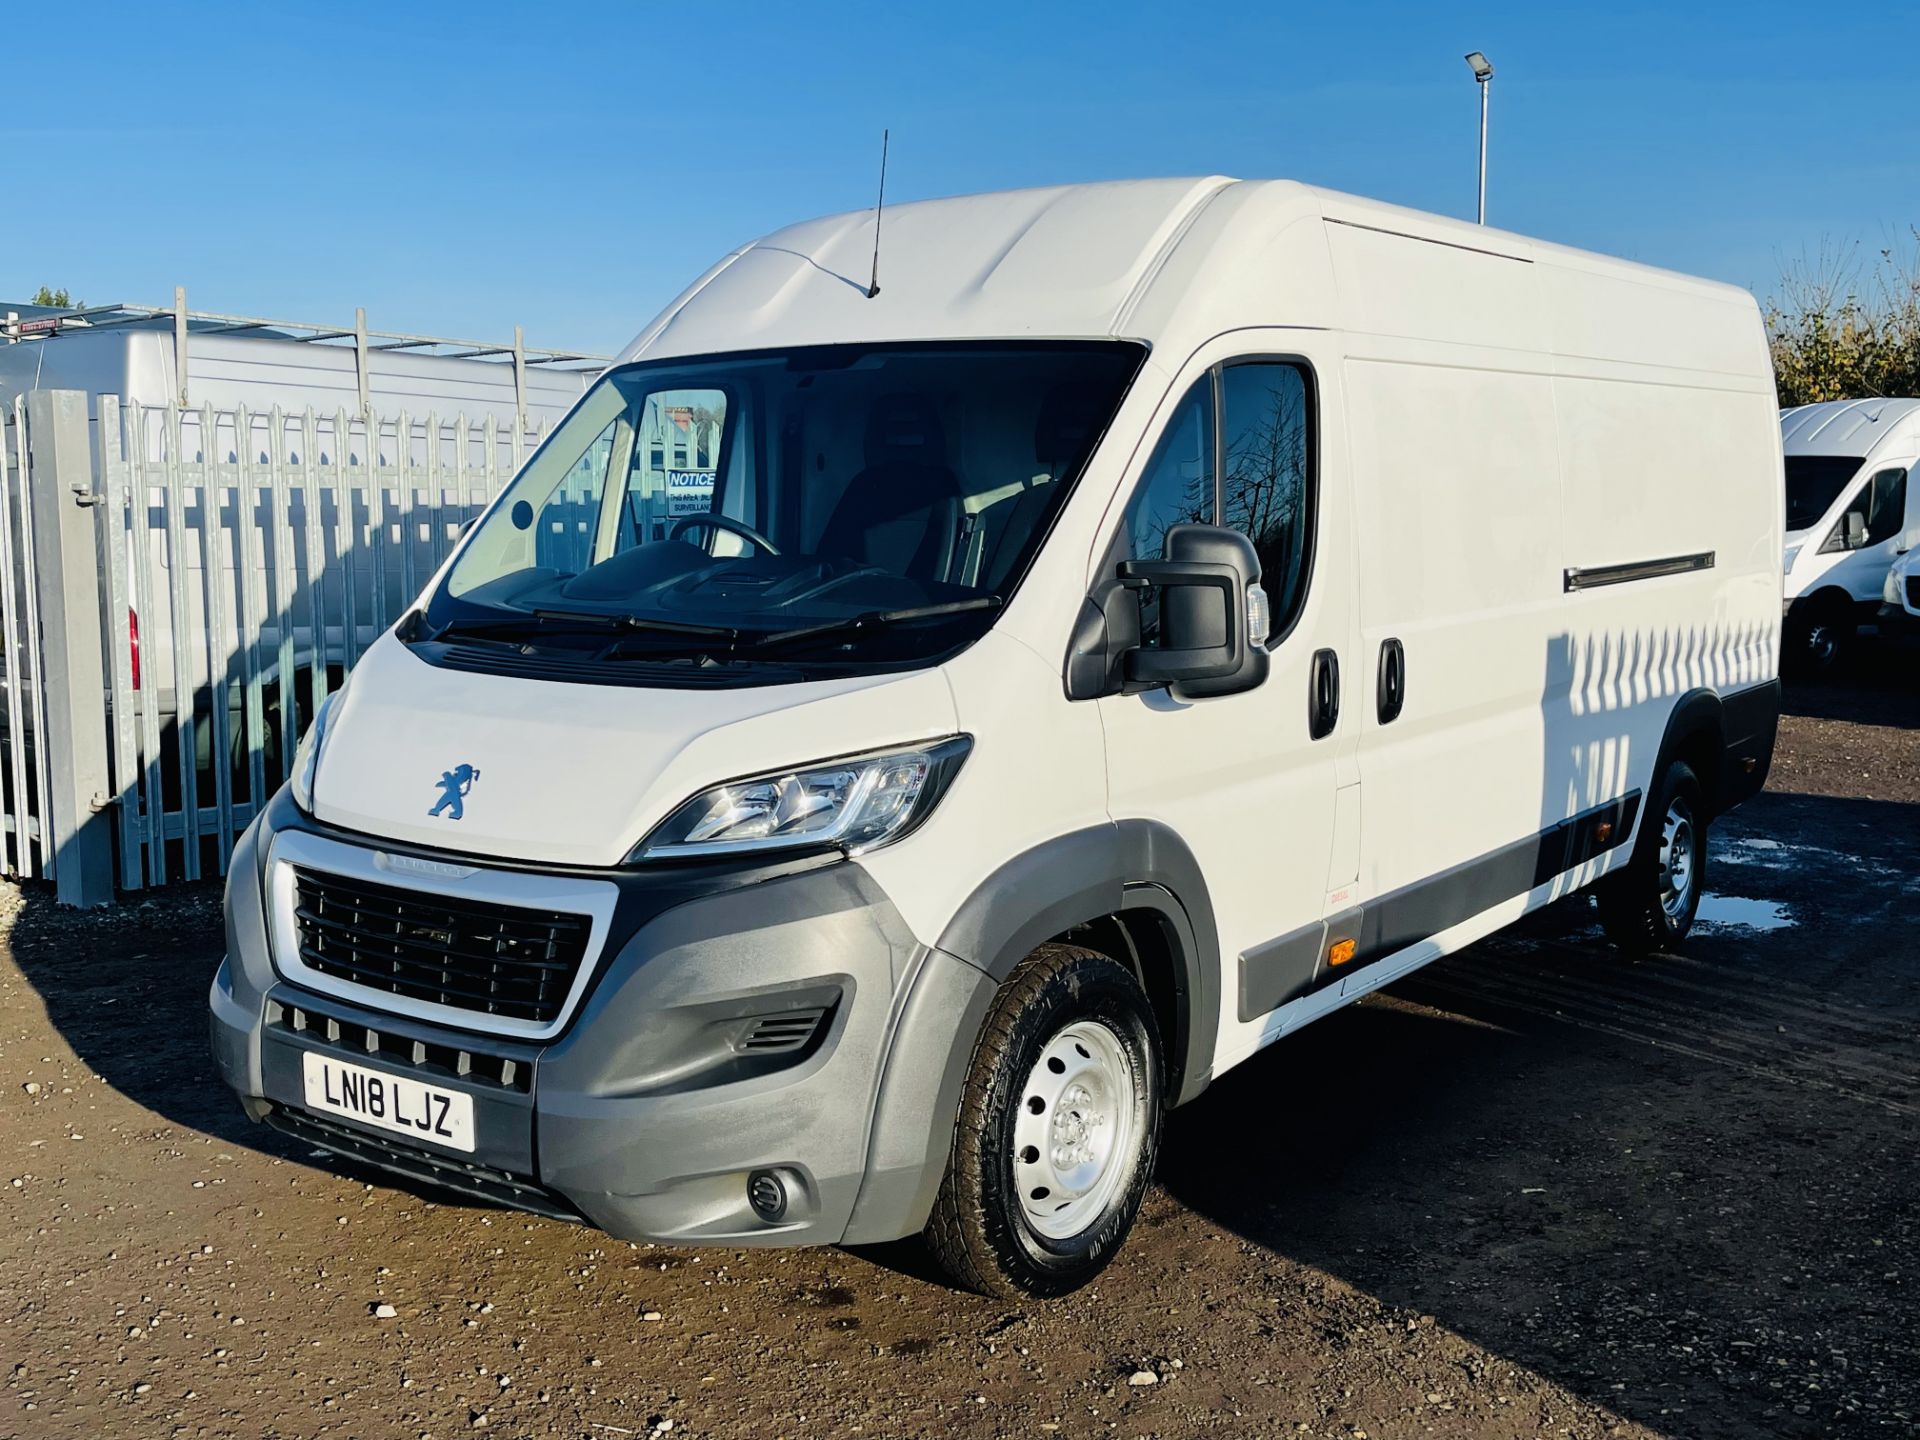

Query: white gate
93,397,554,888
0,397,54,880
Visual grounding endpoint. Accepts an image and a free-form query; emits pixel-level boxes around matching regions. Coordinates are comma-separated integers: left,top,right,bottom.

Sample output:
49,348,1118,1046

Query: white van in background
1780,399,1920,674
1881,545,1920,638
211,178,1782,1297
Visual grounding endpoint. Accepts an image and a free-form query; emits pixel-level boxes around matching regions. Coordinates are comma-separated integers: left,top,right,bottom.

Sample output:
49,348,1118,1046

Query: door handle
1309,648,1340,740
1377,637,1405,724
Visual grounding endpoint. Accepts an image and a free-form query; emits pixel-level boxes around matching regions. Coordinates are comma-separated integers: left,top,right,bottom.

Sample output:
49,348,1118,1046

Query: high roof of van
1779,397,1920,457
620,177,1764,374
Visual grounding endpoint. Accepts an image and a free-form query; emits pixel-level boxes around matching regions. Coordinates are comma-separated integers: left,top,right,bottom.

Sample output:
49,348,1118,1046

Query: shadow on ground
1782,630,1920,729
1159,789,1920,1439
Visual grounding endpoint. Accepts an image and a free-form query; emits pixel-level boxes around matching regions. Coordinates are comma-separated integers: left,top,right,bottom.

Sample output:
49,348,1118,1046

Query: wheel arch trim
930,820,1222,1107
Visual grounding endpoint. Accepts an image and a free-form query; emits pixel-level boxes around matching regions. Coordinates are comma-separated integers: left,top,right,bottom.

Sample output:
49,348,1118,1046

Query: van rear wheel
1785,595,1851,678
1597,761,1705,955
924,943,1161,1298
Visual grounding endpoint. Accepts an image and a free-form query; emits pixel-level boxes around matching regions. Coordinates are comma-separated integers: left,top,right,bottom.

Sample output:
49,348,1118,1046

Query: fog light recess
747,1169,788,1223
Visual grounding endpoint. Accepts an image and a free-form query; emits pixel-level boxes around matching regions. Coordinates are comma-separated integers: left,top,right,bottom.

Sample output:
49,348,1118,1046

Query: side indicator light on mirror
1328,938,1357,967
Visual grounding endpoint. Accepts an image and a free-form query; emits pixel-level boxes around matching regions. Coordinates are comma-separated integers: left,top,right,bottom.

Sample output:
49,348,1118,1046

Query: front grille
1907,575,1920,609
267,1107,579,1222
268,1000,531,1094
292,867,591,1027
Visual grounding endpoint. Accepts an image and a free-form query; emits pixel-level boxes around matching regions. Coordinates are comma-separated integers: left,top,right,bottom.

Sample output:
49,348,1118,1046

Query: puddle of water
1693,893,1796,933
1712,835,1899,878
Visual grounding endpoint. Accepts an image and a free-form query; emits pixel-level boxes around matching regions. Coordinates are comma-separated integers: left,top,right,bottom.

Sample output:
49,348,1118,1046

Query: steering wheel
669,513,780,555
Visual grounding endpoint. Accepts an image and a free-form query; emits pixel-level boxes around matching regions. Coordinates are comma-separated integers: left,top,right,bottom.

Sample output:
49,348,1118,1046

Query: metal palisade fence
75,394,563,892
0,397,56,880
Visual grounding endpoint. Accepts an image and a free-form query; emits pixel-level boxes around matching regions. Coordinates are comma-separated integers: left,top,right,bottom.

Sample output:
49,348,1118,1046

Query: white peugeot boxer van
211,178,1783,1296
1780,398,1920,674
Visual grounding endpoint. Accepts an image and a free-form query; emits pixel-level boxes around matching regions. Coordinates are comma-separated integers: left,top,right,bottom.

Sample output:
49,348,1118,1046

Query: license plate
300,1051,475,1154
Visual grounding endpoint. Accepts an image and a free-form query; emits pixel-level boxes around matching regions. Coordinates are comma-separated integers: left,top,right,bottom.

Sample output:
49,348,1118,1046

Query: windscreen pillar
26,389,116,907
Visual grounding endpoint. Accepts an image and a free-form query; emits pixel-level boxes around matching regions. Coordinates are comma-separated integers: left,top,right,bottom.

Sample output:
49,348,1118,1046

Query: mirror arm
1063,578,1144,701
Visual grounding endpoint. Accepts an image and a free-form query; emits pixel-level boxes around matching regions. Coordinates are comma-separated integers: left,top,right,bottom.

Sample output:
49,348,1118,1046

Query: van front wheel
924,943,1162,1298
1597,761,1705,955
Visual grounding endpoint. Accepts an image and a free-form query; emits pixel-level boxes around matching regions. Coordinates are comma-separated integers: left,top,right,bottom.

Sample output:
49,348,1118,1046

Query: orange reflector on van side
1595,820,1613,845
1329,938,1357,966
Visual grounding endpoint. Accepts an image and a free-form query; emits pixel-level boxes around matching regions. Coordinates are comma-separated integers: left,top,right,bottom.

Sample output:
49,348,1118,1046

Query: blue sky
7,1,1919,356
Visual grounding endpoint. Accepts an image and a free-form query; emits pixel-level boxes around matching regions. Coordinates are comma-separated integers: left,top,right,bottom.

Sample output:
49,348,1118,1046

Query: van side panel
1545,260,1781,825
1341,349,1566,900
1326,220,1779,1008
1329,219,1570,907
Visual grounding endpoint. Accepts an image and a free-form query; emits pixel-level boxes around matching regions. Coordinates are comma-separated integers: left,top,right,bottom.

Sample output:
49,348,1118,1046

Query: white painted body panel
1089,327,1359,1073
310,632,958,868
857,631,1110,949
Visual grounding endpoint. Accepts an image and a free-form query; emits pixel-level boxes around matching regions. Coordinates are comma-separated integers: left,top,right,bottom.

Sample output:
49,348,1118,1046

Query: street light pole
1465,51,1494,224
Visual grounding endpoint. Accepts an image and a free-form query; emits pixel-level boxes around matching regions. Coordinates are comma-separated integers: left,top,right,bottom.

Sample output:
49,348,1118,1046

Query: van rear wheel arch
1651,687,1726,820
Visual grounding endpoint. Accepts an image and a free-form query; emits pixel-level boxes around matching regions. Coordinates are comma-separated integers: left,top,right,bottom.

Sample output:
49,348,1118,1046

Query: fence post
26,390,115,907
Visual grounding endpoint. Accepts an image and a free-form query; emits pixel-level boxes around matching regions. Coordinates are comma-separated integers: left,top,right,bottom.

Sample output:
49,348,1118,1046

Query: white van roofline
1779,397,1920,458
619,176,1763,372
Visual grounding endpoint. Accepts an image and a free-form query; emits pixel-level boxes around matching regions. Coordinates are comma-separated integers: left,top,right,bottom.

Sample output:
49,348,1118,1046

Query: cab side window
1122,380,1214,563
1116,360,1317,647
1862,466,1908,546
1120,379,1214,643
1220,363,1314,637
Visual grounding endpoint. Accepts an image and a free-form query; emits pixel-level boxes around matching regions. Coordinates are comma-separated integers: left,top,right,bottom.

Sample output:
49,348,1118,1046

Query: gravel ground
1,652,1914,1440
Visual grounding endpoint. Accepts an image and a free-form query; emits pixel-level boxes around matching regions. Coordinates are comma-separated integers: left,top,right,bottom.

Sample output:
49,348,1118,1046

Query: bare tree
1767,235,1920,405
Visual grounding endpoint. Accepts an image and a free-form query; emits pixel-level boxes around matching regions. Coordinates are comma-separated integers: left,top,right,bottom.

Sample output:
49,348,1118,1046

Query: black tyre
1784,595,1851,678
924,943,1162,1298
1597,761,1706,955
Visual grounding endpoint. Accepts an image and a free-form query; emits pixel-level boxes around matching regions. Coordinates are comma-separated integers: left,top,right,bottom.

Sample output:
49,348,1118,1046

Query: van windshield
1785,454,1863,532
424,341,1144,677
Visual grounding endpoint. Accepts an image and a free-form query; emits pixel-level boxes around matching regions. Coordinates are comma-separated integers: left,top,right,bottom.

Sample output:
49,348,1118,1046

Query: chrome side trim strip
1564,550,1715,592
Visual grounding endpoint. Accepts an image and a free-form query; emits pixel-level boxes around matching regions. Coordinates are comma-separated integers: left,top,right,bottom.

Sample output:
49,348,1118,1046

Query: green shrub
1768,237,1920,407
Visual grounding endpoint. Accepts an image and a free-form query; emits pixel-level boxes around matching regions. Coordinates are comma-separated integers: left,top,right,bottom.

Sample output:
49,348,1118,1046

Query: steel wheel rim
1012,1019,1139,1240
1658,798,1697,920
1804,623,1838,667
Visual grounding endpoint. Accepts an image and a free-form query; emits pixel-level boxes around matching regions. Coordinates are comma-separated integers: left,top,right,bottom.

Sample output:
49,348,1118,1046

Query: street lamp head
1465,51,1494,81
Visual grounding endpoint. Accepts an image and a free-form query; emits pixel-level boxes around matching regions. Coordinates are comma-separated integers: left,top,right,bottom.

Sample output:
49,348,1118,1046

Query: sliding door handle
1377,637,1405,724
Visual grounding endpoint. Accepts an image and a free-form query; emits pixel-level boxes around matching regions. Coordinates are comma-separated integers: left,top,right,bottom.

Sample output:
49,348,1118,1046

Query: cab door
1825,462,1914,603
1092,335,1358,1074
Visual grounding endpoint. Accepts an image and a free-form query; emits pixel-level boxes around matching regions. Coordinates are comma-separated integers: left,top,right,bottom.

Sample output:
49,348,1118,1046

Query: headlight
288,683,348,814
634,737,972,861
1783,544,1801,574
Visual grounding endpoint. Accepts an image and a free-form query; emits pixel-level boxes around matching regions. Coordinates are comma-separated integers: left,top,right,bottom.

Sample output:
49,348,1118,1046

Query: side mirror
1064,524,1270,701
1844,510,1869,550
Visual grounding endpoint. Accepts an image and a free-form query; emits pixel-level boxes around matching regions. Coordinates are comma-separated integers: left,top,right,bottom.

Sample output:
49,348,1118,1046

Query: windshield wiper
529,607,742,639
751,597,1003,653
427,608,741,643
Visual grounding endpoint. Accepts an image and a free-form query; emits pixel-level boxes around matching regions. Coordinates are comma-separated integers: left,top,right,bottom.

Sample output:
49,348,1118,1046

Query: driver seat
816,393,963,581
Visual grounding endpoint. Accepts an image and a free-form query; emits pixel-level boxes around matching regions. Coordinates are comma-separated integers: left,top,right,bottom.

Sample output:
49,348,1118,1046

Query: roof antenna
866,128,889,299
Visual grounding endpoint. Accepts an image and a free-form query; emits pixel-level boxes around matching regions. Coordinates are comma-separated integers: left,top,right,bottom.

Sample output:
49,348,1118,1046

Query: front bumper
211,792,994,1247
